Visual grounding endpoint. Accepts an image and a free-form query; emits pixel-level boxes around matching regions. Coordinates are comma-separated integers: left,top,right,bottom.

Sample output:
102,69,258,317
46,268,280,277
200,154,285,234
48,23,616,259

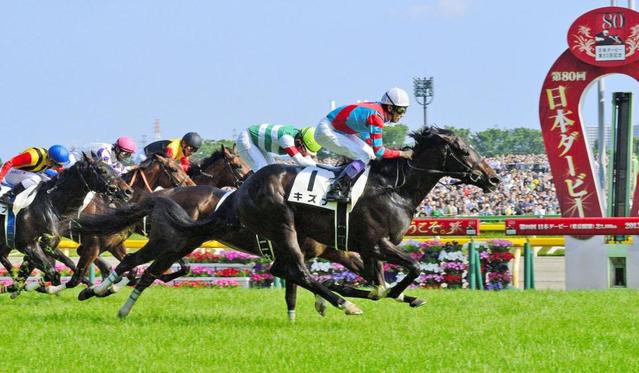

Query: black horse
75,127,498,318
0,153,132,295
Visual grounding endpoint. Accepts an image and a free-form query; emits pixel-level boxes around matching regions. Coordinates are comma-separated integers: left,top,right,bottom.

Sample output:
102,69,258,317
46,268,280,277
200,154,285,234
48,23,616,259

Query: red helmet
115,136,137,153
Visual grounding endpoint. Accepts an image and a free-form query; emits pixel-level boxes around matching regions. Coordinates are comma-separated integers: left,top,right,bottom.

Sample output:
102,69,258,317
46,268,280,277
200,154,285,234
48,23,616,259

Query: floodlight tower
413,77,434,126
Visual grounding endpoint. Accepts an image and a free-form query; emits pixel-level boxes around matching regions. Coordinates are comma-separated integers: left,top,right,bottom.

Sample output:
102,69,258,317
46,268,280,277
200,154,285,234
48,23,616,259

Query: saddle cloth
0,183,39,248
286,166,370,211
0,184,40,216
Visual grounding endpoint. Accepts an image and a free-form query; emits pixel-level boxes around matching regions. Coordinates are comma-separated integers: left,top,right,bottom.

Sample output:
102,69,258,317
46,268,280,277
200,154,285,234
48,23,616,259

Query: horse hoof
409,298,426,308
10,292,20,300
118,306,132,319
78,288,95,301
47,284,66,295
287,310,296,322
343,302,363,316
314,297,327,317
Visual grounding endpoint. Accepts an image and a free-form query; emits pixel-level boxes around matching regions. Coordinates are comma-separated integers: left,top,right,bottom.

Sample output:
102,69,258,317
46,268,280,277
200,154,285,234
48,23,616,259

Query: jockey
314,87,414,202
0,145,71,201
143,132,203,172
72,136,137,175
235,124,322,171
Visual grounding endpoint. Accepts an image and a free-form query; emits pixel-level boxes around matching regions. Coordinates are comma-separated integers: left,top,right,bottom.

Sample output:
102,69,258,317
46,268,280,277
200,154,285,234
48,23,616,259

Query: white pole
330,100,336,110
629,0,635,9
598,79,607,190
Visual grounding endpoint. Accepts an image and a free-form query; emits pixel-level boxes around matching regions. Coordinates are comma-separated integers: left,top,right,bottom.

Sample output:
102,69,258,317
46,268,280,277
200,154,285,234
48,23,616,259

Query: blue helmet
47,145,70,165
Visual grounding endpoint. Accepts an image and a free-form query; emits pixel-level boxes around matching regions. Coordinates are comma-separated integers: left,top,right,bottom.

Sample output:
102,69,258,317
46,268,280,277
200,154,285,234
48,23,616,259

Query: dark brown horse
188,144,252,188
0,153,132,296
74,127,498,318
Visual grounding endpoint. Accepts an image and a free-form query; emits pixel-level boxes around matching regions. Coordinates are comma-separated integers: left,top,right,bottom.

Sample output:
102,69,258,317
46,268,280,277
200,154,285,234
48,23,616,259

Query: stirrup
326,188,351,203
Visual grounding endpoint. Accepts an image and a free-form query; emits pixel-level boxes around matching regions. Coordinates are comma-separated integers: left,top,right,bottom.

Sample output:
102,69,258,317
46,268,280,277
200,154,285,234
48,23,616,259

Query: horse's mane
368,126,463,182
409,126,458,150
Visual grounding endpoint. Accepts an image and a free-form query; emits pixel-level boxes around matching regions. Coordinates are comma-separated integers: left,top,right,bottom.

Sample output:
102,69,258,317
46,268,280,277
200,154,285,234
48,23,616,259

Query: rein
128,158,189,192
405,145,481,182
195,154,246,188
127,168,154,192
389,144,481,190
223,155,246,188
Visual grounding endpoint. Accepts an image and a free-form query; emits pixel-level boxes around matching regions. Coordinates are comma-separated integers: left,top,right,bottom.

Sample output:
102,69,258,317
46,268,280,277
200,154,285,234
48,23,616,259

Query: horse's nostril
108,185,119,194
125,189,133,196
489,177,500,185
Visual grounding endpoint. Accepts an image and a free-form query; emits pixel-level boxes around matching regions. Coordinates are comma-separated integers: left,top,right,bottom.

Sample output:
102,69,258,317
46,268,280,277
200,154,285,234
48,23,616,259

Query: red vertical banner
540,7,639,217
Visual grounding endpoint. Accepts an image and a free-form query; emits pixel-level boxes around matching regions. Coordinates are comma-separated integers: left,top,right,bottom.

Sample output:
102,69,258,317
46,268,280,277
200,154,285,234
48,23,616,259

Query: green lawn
1,288,637,372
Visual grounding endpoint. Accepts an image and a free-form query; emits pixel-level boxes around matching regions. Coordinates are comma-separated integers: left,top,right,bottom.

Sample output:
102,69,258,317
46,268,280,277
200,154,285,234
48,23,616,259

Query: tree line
383,124,546,156
191,124,546,161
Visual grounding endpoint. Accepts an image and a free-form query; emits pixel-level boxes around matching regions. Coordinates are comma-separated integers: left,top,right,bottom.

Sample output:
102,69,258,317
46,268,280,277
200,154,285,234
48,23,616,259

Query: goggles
393,106,407,115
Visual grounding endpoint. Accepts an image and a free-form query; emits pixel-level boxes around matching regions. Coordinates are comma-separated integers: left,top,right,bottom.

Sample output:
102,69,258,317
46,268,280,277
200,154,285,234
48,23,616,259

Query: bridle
390,143,483,190
197,153,249,188
128,156,191,192
223,154,249,188
48,160,122,198
406,144,482,182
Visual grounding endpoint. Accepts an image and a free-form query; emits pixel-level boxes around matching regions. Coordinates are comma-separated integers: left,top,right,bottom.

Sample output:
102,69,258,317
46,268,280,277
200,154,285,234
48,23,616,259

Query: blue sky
0,0,633,158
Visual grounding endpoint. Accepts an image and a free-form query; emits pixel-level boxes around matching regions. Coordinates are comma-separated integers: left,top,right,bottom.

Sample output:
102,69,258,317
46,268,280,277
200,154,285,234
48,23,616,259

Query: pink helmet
115,136,137,153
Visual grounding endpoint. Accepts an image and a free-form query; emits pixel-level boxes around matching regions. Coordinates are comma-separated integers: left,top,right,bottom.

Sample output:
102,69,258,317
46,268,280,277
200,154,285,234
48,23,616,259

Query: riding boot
0,183,25,204
326,160,366,203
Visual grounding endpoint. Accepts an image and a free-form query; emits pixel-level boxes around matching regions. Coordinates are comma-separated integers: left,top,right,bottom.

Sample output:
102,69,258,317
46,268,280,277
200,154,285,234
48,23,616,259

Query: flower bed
0,243,514,291
478,239,515,290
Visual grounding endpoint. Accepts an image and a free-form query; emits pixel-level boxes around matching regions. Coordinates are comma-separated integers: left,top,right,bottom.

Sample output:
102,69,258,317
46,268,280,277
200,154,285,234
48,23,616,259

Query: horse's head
144,154,195,189
222,144,252,182
77,152,134,201
410,127,499,192
190,144,252,188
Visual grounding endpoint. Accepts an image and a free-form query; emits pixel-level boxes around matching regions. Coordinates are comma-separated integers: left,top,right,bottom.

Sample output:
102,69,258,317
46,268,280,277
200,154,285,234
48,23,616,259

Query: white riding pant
236,129,276,171
4,168,48,188
314,118,376,164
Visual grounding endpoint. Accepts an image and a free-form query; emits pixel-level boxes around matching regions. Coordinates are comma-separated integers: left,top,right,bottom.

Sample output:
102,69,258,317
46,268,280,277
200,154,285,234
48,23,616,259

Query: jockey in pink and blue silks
314,87,414,203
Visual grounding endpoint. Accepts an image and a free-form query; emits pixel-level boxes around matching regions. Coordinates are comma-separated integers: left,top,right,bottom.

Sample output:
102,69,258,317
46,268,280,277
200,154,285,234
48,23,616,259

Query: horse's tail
150,195,232,240
70,197,160,236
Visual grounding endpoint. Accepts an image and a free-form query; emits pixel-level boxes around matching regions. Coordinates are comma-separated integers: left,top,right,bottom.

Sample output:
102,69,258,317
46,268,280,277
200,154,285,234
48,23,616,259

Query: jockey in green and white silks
235,124,322,171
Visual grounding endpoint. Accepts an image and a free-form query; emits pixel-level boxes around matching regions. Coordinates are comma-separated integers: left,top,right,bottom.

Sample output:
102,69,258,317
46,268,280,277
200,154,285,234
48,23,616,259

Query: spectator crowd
417,154,560,217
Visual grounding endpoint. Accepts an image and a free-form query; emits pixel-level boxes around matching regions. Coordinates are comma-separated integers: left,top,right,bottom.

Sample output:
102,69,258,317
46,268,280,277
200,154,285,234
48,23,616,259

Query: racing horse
224,126,498,315
58,154,195,291
188,144,252,188
0,153,132,295
61,148,251,293
75,127,498,318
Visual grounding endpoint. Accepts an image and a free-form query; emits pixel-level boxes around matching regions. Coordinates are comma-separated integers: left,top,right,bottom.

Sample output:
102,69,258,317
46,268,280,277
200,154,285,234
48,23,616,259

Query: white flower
420,263,442,273
310,261,331,272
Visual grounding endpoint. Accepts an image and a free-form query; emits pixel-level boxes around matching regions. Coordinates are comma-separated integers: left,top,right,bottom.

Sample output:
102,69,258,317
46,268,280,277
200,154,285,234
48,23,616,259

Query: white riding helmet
380,87,410,107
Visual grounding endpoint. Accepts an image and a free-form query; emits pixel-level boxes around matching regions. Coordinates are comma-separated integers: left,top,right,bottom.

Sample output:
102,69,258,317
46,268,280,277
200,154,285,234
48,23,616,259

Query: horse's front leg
375,237,423,301
67,239,100,289
157,258,190,283
361,255,425,307
269,229,362,317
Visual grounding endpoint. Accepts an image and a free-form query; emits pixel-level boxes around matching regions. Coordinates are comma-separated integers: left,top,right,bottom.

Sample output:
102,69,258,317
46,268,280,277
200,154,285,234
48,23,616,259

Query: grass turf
1,288,638,372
